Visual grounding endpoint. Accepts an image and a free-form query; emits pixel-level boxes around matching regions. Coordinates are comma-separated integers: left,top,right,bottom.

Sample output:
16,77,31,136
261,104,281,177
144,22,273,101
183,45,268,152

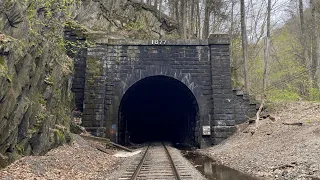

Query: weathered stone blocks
68,33,255,148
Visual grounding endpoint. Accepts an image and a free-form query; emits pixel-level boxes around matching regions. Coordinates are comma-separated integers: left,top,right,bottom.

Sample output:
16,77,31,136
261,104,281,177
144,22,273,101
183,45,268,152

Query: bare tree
263,0,271,94
299,0,312,87
190,0,195,37
202,0,211,39
314,1,320,88
196,0,200,37
311,0,319,88
154,0,158,7
256,0,272,129
180,0,186,38
241,0,250,94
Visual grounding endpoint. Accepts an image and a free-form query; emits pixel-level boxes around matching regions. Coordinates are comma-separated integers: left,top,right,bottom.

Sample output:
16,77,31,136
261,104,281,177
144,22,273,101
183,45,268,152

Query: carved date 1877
151,40,166,45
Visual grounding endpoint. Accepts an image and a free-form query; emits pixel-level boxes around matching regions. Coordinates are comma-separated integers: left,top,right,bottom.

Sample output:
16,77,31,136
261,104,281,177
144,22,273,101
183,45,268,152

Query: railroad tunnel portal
66,33,256,148
118,75,199,146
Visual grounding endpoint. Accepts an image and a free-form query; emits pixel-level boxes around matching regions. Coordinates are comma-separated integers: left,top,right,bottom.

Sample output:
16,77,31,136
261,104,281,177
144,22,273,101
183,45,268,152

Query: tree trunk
175,0,180,22
169,0,175,18
311,0,319,88
263,0,271,93
230,0,235,37
202,0,211,39
196,0,200,38
154,0,158,8
240,0,250,94
190,0,195,37
316,8,320,88
299,0,313,88
180,0,186,39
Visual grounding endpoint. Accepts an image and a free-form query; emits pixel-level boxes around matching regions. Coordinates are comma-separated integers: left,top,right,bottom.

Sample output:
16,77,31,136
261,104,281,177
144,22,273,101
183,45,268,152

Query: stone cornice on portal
86,33,230,46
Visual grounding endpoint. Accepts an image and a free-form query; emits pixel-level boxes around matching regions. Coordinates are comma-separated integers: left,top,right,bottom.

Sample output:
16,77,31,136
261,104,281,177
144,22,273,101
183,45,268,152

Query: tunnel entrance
118,75,199,146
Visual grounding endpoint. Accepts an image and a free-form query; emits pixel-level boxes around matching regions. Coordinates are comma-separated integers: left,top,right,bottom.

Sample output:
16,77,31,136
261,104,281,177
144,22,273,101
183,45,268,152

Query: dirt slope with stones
0,134,119,179
201,102,320,180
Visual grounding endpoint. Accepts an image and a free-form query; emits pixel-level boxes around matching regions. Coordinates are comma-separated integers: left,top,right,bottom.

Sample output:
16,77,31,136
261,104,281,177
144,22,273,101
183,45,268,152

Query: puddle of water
182,150,258,180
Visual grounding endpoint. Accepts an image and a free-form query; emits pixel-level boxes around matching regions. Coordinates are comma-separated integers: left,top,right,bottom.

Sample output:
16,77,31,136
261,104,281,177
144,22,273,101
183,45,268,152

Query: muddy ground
201,102,320,180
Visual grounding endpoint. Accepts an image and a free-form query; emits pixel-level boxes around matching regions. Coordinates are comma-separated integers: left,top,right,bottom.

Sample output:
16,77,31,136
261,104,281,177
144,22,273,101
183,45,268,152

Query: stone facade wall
68,34,256,147
209,35,237,144
64,30,87,112
233,91,258,124
83,41,213,147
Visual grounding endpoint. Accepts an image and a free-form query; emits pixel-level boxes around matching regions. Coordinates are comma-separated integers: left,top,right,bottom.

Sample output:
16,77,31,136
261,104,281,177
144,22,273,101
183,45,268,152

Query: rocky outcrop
0,0,182,168
0,1,73,167
68,0,180,39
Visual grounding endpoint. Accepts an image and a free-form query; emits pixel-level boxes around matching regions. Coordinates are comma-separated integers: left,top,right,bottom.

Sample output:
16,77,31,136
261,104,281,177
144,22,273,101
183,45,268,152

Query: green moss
55,89,62,96
124,21,145,31
15,144,24,155
27,127,38,136
38,95,46,105
5,74,12,83
64,20,94,39
87,57,102,76
44,75,54,85
57,130,65,140
54,129,66,143
0,56,8,77
35,110,46,127
0,56,5,66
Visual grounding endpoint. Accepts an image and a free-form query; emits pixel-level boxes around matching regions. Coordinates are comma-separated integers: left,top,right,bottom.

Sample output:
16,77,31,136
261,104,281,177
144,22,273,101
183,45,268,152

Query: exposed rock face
0,1,73,168
68,0,180,39
0,0,180,168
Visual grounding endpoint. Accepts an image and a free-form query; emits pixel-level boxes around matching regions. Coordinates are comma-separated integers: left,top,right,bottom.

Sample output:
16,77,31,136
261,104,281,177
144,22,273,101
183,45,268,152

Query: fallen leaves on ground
0,134,119,180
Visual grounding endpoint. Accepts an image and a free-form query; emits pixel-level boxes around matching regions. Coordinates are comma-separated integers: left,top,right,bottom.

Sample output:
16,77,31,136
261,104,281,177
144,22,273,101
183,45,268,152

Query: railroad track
119,142,192,180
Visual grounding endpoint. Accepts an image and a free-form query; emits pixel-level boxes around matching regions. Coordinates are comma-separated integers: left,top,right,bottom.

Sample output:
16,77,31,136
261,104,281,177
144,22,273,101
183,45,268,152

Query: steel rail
130,142,181,180
162,141,181,180
130,143,150,180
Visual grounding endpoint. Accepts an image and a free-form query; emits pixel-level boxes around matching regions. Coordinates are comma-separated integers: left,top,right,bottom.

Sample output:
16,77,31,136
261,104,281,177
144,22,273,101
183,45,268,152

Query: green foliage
87,57,102,76
22,0,84,66
56,129,65,141
44,75,54,85
65,20,91,35
124,21,145,31
230,35,244,87
27,127,38,136
239,21,312,102
267,89,300,102
307,88,320,101
55,89,62,96
35,110,46,127
0,56,5,66
0,56,8,77
64,39,94,57
15,144,25,155
26,0,82,27
38,94,46,105
53,129,66,143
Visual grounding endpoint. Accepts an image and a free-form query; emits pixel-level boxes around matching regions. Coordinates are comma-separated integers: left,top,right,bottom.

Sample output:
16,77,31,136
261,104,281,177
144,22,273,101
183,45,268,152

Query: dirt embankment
202,102,320,180
0,134,119,179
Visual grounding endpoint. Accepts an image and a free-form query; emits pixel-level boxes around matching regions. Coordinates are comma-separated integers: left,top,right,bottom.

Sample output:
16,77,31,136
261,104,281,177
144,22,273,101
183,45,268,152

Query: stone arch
118,65,202,100
117,75,201,146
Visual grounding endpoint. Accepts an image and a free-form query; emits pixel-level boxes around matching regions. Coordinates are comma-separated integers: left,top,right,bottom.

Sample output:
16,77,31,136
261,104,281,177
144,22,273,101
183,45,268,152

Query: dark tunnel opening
118,75,199,146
